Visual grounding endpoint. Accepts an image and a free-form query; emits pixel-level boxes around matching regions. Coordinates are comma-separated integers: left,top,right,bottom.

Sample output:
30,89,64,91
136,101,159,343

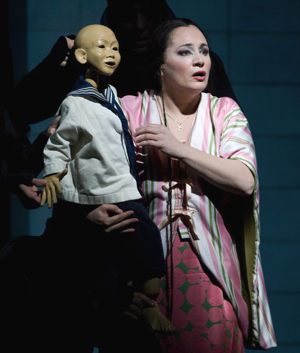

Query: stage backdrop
6,1,300,352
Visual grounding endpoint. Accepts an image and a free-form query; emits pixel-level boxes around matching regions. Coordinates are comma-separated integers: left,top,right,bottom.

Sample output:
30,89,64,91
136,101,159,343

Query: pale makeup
161,25,211,95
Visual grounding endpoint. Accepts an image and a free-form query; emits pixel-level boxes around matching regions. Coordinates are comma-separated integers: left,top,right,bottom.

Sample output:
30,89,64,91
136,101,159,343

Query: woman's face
161,25,211,94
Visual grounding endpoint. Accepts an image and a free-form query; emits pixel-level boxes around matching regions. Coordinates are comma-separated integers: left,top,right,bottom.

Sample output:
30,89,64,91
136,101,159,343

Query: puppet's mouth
105,61,115,67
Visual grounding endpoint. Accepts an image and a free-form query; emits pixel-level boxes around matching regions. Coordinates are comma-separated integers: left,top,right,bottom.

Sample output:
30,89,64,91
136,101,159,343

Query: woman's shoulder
121,89,152,100
205,93,242,116
206,92,239,107
201,93,246,134
120,90,153,110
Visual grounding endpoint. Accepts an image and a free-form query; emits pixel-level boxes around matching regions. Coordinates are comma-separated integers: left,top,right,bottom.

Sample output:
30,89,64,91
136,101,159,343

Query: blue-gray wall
8,1,300,352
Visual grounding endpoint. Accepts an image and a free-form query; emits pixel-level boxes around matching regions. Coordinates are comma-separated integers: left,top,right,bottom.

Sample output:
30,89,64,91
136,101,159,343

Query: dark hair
146,18,214,93
101,0,176,38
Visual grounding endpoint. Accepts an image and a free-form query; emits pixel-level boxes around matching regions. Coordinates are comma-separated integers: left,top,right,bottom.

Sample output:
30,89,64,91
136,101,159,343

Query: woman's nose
193,53,204,67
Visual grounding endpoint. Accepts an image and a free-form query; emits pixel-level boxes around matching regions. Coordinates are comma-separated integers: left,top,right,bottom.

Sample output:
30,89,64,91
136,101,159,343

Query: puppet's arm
41,97,80,208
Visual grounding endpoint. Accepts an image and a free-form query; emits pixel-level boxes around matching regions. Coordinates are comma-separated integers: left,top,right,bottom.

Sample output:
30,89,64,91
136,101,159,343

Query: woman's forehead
168,26,207,47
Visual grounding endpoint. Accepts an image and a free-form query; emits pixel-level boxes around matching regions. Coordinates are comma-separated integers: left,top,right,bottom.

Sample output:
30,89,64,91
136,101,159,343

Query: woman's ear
75,48,87,64
160,66,164,77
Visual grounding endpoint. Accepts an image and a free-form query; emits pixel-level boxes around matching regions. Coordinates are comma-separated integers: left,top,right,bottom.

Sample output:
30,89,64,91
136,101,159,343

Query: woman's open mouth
193,71,206,81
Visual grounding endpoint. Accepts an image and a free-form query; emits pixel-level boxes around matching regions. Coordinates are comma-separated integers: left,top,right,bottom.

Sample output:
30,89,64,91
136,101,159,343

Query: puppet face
75,25,121,76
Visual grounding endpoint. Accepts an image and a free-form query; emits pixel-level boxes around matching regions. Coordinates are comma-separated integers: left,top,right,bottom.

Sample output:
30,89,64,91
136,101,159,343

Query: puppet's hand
40,168,68,208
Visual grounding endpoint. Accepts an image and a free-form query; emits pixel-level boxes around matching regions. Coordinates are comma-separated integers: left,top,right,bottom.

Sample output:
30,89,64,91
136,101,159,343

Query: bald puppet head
74,24,121,77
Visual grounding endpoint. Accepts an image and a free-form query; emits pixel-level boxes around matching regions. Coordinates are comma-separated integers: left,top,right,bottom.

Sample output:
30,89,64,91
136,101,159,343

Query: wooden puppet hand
40,168,68,208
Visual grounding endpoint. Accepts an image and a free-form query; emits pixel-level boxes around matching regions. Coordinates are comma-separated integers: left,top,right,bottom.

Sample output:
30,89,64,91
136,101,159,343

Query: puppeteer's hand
40,168,68,208
123,292,155,321
46,115,61,136
18,178,47,209
60,37,75,67
86,204,139,233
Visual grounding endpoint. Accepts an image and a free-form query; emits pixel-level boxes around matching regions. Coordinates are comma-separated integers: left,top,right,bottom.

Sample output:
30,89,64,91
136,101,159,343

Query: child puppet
40,24,175,333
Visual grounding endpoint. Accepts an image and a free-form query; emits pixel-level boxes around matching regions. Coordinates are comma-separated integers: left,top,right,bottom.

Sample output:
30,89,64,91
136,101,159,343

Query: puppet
41,24,174,333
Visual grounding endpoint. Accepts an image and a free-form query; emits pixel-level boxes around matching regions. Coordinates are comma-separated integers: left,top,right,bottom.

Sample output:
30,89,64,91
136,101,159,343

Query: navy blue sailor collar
67,75,120,112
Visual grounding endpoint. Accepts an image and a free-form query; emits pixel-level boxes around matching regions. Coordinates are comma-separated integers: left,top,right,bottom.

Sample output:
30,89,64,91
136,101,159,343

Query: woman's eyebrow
177,43,193,49
177,43,209,49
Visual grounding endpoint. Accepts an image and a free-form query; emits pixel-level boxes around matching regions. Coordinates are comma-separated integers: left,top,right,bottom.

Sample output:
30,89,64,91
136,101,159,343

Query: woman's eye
200,48,209,56
179,50,192,56
112,47,119,51
99,45,105,49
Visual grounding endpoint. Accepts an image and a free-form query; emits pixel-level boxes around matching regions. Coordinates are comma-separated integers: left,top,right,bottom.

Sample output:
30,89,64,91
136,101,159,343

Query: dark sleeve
0,106,45,191
21,131,49,177
8,36,84,125
0,159,34,191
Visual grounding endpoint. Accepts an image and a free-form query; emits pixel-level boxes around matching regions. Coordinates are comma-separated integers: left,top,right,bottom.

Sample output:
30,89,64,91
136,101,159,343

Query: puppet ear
75,48,87,64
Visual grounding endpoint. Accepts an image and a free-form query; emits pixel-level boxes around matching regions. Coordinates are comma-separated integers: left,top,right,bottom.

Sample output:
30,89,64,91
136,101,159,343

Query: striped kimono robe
121,91,277,351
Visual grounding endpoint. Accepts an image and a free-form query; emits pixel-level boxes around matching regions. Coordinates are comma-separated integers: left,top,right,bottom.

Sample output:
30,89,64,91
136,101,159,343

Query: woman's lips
193,71,206,81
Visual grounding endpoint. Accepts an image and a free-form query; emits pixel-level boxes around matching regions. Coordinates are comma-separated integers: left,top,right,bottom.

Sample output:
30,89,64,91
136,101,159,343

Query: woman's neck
160,88,201,116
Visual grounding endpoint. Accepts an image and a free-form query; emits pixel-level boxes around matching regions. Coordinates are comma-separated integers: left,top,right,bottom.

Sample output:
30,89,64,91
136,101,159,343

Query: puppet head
74,24,121,77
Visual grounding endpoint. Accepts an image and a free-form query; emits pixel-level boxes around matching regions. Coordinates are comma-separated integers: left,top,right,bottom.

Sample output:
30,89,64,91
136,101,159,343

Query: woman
117,18,277,352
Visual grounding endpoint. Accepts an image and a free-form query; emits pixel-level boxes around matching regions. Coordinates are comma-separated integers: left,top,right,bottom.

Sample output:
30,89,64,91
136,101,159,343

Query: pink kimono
121,91,277,352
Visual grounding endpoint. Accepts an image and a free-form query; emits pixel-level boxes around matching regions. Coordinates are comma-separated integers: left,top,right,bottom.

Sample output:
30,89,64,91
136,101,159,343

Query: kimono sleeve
217,97,257,178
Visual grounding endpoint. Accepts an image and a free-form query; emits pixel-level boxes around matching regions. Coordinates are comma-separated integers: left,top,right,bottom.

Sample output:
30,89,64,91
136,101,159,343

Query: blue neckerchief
68,76,141,187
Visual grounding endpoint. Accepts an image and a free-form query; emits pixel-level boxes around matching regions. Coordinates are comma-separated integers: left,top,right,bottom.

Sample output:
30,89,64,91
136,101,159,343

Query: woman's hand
86,204,139,233
133,124,183,159
134,124,254,196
